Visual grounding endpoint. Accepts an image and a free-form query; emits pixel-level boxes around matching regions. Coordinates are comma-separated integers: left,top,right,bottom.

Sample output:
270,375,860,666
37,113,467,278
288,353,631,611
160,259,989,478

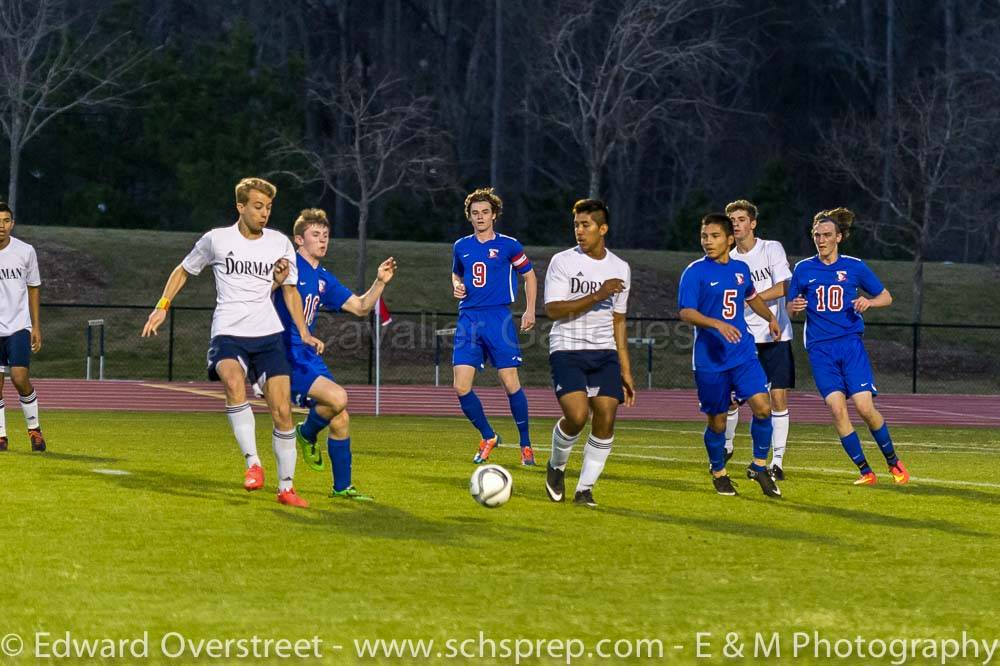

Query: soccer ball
469,464,513,508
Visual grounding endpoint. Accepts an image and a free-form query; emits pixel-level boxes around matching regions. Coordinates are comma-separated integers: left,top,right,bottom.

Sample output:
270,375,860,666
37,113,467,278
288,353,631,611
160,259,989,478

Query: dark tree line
2,0,1000,302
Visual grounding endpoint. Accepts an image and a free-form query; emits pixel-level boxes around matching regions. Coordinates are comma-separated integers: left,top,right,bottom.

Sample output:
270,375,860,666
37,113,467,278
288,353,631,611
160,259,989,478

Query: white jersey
0,237,41,336
181,223,297,338
544,246,630,352
729,238,793,343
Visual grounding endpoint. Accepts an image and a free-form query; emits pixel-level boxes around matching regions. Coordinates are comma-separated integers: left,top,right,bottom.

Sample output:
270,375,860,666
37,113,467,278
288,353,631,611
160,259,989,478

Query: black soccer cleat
0,435,7,451
545,462,565,502
725,448,734,463
573,489,597,507
712,474,737,496
747,465,782,498
770,465,785,481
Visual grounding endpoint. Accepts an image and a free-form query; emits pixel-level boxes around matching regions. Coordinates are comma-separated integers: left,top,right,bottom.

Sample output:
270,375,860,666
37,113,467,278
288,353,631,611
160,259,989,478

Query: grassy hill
16,225,1000,392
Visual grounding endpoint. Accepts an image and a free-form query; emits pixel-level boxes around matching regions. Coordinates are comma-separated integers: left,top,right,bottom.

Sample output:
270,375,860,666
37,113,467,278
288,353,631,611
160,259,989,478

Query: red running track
26,379,1000,427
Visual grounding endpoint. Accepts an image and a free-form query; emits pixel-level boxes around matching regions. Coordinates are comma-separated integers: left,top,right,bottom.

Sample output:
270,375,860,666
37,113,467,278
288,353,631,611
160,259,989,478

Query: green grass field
4,410,1000,664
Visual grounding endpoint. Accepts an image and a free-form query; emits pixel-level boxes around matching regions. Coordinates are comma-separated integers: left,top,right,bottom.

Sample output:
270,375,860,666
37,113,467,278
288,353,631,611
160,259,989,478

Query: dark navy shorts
756,340,795,390
288,342,335,408
549,350,625,403
0,329,31,368
207,333,290,386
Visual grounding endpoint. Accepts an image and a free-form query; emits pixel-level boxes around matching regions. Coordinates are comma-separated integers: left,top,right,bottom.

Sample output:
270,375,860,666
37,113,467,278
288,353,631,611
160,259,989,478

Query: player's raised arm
141,264,191,337
341,257,397,317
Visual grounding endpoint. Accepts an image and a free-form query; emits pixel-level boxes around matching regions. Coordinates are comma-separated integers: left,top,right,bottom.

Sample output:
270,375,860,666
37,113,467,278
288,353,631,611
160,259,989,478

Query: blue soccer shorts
452,307,522,370
807,335,878,399
695,357,769,415
287,343,335,408
207,333,290,386
0,329,32,368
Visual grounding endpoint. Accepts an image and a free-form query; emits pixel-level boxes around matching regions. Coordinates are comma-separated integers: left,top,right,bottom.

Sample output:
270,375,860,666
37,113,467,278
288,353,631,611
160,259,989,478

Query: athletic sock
576,434,613,492
771,409,789,467
458,391,495,440
870,423,898,466
724,407,739,454
506,389,531,446
299,407,329,443
225,402,259,468
549,420,580,471
328,437,352,492
273,428,297,491
704,427,727,472
19,391,39,430
0,398,6,437
839,431,872,475
750,415,774,461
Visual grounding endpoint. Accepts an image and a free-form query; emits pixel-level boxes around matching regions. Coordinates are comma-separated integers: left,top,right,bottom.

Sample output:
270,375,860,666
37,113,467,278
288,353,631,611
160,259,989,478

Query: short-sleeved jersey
275,253,353,348
544,246,630,352
788,255,885,349
452,232,532,310
0,237,41,336
729,238,793,343
182,223,297,338
678,256,758,372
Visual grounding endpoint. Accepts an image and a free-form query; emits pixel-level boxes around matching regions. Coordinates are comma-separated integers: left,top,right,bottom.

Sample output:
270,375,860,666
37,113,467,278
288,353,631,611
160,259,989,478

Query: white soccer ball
469,464,513,508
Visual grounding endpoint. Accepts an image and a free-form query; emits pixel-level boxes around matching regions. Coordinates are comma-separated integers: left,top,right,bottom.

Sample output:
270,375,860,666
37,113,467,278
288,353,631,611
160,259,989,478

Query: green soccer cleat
329,485,374,501
296,423,325,472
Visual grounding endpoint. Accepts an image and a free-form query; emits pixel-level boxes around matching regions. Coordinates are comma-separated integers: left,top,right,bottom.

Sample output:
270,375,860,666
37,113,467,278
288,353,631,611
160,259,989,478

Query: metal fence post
434,333,441,387
167,308,175,381
368,310,374,385
911,323,919,394
647,338,653,389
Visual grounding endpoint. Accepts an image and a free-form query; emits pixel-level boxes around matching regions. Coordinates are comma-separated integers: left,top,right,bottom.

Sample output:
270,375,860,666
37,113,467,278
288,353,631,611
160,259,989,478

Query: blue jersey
788,255,885,349
274,253,353,348
678,256,758,372
452,233,532,310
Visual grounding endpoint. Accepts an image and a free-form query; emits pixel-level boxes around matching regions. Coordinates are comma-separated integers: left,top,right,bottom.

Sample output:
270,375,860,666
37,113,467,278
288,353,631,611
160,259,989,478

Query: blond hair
813,207,855,239
725,199,758,219
235,177,277,205
293,208,330,237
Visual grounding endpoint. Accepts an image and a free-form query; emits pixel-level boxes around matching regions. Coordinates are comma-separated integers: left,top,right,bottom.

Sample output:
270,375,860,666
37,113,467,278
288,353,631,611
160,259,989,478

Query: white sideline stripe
616,426,999,450
92,468,131,476
611,451,1000,490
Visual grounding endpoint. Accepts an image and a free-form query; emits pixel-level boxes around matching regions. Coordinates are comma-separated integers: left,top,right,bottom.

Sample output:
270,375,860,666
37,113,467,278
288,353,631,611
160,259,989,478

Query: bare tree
273,63,449,292
0,0,151,213
545,0,729,198
818,73,993,323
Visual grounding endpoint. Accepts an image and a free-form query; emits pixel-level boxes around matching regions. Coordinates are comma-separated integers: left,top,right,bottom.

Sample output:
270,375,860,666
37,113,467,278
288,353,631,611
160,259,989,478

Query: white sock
0,398,6,437
576,434,613,492
724,407,739,454
771,409,789,467
273,429,297,491
550,419,580,471
226,402,259,468
19,391,39,430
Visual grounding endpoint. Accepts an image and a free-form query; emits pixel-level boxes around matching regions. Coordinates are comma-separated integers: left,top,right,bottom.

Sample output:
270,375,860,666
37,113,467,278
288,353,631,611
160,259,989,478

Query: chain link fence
32,304,1000,394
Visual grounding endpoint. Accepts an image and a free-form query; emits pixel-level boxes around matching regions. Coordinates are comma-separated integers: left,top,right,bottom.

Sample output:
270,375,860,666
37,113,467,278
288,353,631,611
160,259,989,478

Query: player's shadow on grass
410,472,555,511
773,500,994,538
9,450,122,464
602,507,841,545
600,471,712,495
54,466,255,506
267,501,524,545
881,482,1000,508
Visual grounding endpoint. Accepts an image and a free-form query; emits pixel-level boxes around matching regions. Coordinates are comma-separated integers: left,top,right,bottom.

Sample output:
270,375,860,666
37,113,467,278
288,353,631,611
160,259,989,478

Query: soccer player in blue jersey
678,213,783,497
273,208,397,500
787,208,909,485
451,188,538,465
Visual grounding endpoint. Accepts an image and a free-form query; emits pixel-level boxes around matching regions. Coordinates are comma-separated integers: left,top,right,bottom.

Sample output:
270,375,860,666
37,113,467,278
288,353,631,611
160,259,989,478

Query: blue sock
506,389,531,446
328,437,352,492
704,427,727,472
839,432,872,475
750,415,773,462
870,423,898,466
300,407,329,443
458,391,495,440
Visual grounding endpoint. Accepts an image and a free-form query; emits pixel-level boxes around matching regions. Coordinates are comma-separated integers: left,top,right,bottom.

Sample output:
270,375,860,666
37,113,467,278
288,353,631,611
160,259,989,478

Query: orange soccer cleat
28,428,46,452
243,464,264,491
277,488,309,508
853,471,878,486
889,460,910,485
472,434,501,464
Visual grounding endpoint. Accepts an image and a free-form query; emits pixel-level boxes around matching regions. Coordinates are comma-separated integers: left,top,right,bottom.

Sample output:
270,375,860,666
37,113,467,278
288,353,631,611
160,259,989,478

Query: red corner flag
377,297,392,326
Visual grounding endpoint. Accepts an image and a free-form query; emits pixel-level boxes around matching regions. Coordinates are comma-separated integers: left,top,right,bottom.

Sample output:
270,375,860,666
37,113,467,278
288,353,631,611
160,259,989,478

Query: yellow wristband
155,297,171,311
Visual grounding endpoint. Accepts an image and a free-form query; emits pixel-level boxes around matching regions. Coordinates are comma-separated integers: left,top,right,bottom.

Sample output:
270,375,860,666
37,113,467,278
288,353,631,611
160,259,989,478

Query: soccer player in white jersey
543,199,634,507
0,202,46,452
724,199,795,479
141,178,324,508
